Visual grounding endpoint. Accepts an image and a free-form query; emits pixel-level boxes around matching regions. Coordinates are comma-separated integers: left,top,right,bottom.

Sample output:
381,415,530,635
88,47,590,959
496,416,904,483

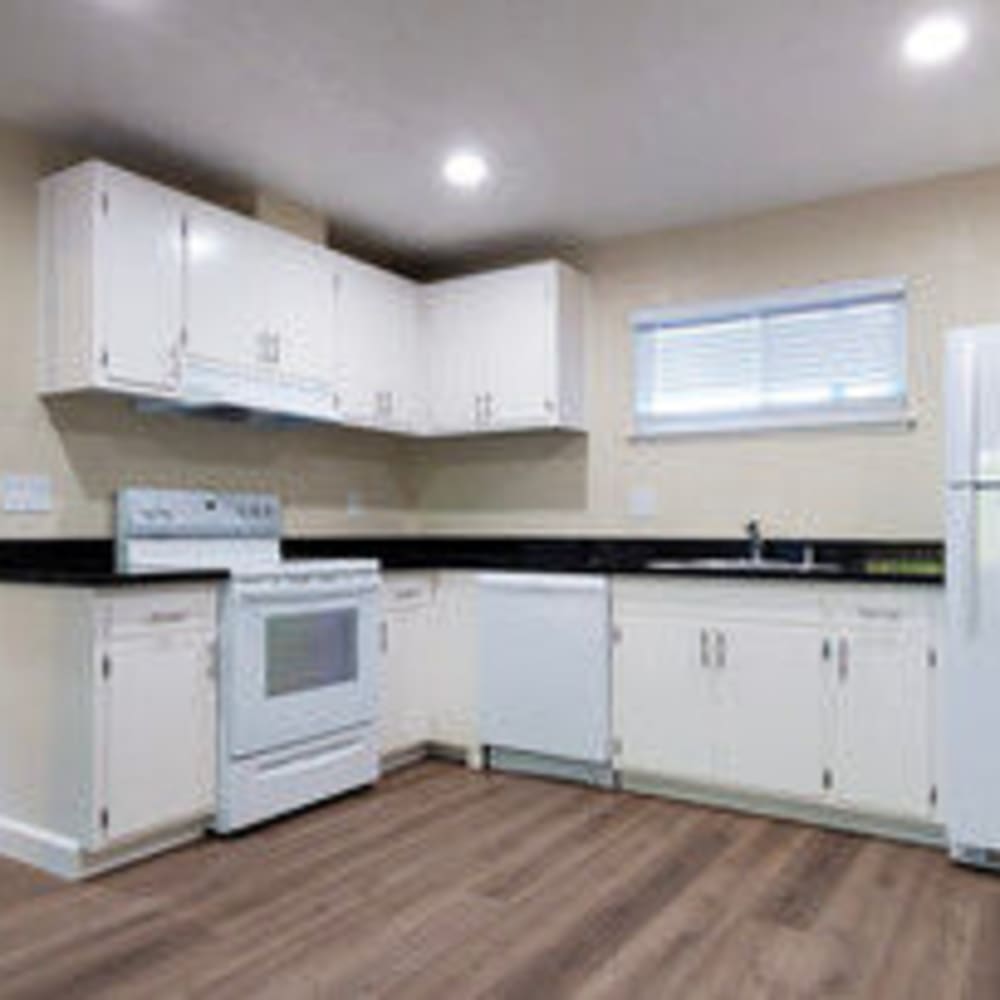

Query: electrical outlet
346,490,364,517
628,485,657,519
2,474,54,514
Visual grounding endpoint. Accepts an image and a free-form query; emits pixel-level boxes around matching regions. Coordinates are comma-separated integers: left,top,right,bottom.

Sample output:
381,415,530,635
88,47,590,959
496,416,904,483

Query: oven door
226,581,379,758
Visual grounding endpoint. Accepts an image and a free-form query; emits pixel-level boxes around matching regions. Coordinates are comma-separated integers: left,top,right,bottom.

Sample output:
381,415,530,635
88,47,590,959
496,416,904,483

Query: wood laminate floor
2,761,999,999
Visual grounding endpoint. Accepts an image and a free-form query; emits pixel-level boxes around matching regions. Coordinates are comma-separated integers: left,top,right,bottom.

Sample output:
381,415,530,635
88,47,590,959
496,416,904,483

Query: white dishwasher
478,573,612,785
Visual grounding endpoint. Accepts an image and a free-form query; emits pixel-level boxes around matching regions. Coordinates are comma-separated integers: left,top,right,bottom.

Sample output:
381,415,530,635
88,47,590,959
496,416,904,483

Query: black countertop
283,536,945,586
0,536,944,587
0,540,228,587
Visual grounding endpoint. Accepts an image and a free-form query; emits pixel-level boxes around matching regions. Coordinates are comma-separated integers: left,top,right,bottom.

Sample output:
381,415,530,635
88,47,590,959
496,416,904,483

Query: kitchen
1,2,999,997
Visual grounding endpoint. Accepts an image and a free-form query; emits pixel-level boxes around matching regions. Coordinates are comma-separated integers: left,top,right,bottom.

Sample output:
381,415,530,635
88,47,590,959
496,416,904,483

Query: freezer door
947,326,1000,485
945,487,1000,851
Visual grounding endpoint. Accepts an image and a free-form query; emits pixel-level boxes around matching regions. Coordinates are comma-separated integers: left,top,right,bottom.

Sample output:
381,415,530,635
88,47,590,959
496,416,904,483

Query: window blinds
632,281,908,435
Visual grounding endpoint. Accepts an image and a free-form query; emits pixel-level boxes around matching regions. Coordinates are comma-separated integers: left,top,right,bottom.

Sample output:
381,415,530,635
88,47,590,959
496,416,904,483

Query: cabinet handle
274,332,282,364
699,629,710,668
837,637,850,682
715,630,726,669
148,610,189,625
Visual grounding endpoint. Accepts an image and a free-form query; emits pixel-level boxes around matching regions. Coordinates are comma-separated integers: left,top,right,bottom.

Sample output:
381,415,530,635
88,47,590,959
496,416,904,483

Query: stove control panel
117,488,282,539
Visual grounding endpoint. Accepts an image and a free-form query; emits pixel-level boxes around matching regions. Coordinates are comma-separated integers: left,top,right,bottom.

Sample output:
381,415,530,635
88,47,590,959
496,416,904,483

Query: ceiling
0,0,998,273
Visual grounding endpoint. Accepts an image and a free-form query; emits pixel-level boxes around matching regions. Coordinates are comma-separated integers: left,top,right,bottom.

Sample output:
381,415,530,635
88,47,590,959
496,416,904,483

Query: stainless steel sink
645,557,843,575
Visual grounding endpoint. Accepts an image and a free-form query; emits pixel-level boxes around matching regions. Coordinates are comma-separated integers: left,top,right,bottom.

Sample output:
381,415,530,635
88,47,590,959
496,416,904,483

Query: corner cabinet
612,578,942,838
334,254,424,434
377,572,479,766
423,262,587,435
0,582,219,879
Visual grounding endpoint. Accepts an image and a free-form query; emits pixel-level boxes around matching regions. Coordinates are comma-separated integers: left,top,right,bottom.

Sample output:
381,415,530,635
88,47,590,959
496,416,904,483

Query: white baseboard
0,815,82,879
620,769,946,848
0,813,209,881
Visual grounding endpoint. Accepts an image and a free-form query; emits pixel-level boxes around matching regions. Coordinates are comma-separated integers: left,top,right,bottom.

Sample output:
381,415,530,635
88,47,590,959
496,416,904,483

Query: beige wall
415,168,1000,540
0,124,416,538
4,116,1000,542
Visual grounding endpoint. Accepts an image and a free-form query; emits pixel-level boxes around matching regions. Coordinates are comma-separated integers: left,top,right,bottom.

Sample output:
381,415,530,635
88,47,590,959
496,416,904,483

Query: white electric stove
116,488,381,832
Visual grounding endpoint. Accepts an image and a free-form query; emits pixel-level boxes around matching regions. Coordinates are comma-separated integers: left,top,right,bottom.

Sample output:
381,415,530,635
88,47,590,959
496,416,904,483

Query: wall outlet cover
2,474,54,514
628,485,658,519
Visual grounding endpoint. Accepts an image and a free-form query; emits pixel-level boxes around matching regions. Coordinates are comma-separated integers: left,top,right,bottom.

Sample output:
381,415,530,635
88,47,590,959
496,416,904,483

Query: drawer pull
856,607,903,622
148,610,191,625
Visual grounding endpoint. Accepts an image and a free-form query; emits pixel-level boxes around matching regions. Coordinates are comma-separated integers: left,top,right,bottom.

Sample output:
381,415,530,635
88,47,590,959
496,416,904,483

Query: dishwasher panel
478,573,611,766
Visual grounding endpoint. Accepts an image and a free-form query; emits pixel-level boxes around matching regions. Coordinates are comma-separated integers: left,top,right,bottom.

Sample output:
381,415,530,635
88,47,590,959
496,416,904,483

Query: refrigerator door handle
956,489,980,638
969,356,982,484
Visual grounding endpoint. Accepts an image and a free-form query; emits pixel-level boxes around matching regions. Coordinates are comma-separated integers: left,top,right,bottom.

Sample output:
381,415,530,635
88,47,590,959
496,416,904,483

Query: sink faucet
745,519,764,564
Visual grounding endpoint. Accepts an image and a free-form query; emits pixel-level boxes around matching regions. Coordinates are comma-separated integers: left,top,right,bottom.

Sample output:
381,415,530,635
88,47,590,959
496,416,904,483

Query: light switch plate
346,490,364,517
2,474,54,514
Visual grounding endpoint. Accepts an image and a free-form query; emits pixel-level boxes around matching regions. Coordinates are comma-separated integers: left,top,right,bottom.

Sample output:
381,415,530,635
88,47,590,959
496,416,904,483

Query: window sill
629,408,917,442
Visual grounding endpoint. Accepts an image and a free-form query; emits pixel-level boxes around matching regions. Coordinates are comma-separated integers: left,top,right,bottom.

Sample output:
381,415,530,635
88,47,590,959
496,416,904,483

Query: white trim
632,405,917,441
630,276,908,330
0,815,82,880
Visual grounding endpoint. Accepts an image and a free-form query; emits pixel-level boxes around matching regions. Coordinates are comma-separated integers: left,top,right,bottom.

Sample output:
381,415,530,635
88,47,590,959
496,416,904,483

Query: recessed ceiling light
903,12,970,67
442,150,489,191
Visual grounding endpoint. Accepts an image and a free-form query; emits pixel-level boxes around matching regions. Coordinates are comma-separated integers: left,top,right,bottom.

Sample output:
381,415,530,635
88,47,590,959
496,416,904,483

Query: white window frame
630,278,913,439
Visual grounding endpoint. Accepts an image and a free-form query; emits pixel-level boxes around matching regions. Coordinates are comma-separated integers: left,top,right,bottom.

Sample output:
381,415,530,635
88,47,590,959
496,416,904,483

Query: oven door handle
234,584,379,606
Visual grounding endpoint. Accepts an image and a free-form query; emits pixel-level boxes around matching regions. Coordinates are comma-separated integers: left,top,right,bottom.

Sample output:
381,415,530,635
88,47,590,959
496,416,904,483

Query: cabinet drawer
101,586,218,638
828,587,942,628
382,575,434,611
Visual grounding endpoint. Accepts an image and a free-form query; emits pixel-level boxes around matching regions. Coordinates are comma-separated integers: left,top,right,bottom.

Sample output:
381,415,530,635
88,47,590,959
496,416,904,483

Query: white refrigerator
945,325,1000,867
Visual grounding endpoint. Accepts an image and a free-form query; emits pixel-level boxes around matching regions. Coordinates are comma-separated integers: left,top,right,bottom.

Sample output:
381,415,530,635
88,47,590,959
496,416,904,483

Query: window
631,279,909,436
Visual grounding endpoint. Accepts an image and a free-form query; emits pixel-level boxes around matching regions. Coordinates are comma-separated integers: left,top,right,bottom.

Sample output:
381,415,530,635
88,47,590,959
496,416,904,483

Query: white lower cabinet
715,619,827,801
613,578,942,828
425,573,478,752
614,615,715,783
98,628,216,847
827,595,940,821
380,575,435,756
0,582,219,878
378,572,479,761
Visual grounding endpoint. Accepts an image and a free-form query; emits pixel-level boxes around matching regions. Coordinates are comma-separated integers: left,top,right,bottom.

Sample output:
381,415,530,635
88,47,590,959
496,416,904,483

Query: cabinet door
716,621,827,800
337,260,419,429
423,282,483,433
614,615,716,783
100,631,216,845
267,234,338,388
425,575,478,749
97,169,185,394
384,278,421,431
184,203,270,372
381,604,432,754
833,625,933,818
481,264,557,429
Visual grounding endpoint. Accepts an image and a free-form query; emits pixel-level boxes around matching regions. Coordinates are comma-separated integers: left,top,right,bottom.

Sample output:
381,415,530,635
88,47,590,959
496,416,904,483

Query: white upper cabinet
39,161,588,436
422,277,485,433
184,200,271,374
39,161,186,398
262,229,339,390
334,254,422,433
423,261,587,435
183,202,338,416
